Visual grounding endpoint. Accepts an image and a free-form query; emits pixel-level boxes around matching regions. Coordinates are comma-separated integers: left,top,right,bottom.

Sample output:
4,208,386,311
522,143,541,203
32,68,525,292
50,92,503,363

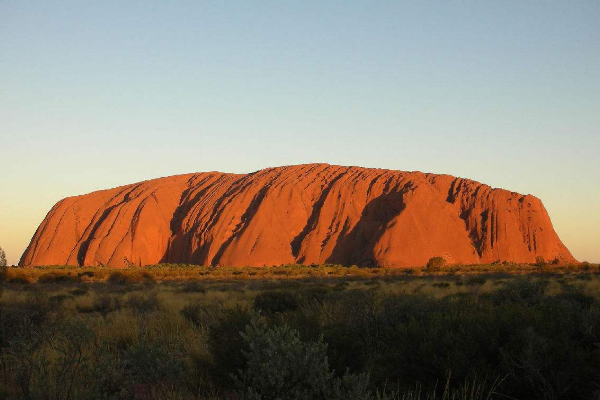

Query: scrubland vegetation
2,260,599,284
1,262,600,399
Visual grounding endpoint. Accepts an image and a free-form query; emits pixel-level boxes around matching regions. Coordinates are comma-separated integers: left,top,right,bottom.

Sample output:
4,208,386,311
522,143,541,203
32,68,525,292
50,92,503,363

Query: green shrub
7,275,30,284
298,286,332,303
32,318,93,400
126,291,160,315
69,288,88,296
107,271,130,284
235,319,373,400
181,301,204,327
37,272,80,284
426,257,447,272
49,293,74,304
535,256,547,267
0,245,6,268
253,290,298,314
208,307,255,386
77,294,121,315
492,278,548,304
88,338,186,400
576,273,592,281
465,276,487,286
120,338,185,397
179,281,206,293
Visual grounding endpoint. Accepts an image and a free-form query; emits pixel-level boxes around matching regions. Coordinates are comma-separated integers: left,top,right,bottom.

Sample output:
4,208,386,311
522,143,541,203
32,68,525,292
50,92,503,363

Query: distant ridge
20,164,576,268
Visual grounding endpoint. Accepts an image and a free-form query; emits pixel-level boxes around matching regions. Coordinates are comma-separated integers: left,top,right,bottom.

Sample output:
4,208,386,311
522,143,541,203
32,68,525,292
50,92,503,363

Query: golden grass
3,261,598,285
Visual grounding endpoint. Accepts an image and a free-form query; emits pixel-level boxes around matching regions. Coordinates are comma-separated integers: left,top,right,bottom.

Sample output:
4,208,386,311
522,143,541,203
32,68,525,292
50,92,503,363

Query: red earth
20,164,576,268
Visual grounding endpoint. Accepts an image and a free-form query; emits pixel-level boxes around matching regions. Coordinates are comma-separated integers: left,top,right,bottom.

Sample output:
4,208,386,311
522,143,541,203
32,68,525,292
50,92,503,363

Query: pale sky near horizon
1,1,599,265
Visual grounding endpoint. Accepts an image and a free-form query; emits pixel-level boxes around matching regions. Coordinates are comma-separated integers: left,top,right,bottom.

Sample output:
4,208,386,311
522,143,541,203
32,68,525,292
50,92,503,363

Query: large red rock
20,164,576,268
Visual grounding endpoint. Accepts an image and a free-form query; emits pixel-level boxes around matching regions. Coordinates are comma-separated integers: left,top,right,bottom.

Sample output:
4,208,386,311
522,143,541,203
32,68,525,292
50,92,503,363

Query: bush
181,301,204,327
426,257,447,272
130,270,156,283
107,271,130,284
179,281,206,293
32,318,93,400
253,290,299,314
492,278,548,304
69,288,88,296
535,256,547,268
126,291,160,315
37,272,80,284
465,276,487,286
0,266,6,286
298,286,332,303
77,294,121,315
208,307,255,386
7,275,30,284
180,301,223,329
235,319,373,400
0,245,6,267
88,338,186,400
120,338,185,397
48,293,74,304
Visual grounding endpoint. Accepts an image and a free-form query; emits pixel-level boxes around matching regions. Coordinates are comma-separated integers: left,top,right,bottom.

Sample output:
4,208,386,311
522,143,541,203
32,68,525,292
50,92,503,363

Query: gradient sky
1,1,599,266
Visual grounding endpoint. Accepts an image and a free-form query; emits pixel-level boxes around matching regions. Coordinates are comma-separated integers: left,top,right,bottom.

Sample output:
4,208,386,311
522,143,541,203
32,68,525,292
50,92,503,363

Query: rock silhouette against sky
20,164,575,268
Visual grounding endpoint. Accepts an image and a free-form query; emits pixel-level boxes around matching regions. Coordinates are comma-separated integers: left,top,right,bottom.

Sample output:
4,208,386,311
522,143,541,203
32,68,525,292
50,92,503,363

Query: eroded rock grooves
20,164,576,268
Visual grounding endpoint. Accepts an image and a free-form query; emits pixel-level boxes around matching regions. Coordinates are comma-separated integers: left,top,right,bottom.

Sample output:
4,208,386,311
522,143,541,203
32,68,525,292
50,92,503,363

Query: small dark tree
535,256,547,268
0,246,7,285
426,256,447,272
0,245,7,267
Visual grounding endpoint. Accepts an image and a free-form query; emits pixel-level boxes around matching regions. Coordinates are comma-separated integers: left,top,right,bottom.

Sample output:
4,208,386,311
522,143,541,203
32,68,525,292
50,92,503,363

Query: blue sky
1,0,599,265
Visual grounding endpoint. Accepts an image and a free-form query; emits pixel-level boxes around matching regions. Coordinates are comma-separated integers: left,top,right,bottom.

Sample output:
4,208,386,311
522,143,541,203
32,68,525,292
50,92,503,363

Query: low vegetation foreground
1,262,600,399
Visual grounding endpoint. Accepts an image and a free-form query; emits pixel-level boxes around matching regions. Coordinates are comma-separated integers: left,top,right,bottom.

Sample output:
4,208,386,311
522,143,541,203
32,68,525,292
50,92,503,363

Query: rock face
20,164,576,268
